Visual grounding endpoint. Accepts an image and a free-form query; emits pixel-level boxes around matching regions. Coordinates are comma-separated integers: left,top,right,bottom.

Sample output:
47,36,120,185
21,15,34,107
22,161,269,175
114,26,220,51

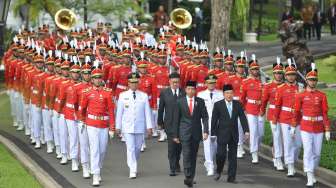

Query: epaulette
82,87,91,93
74,83,82,86
277,83,285,88
62,80,70,84
103,87,112,92
229,75,235,78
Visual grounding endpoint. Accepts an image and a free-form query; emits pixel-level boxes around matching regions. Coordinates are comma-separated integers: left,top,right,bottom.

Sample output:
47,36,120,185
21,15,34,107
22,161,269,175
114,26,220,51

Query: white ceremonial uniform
197,89,223,175
116,89,153,176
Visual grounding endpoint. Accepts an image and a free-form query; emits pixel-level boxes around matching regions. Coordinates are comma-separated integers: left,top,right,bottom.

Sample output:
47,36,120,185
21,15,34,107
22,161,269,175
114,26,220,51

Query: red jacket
30,69,44,107
190,64,208,92
51,77,68,112
273,83,300,125
79,86,115,130
113,65,132,99
151,65,169,98
138,74,158,109
228,74,244,100
240,77,263,115
294,89,330,133
43,74,56,109
260,81,283,121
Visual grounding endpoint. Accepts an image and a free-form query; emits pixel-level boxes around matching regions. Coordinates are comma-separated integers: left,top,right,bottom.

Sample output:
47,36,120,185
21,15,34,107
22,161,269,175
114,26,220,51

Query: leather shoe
214,173,221,181
184,178,193,187
227,176,236,183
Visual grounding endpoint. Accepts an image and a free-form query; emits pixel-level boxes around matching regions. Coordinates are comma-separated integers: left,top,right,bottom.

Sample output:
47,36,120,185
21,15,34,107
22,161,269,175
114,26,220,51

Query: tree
12,0,145,27
209,0,233,50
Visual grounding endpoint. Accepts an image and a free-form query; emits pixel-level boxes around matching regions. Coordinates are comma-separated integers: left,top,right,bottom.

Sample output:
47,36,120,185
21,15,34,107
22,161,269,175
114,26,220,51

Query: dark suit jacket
173,97,209,142
313,12,326,25
211,99,249,144
157,88,185,136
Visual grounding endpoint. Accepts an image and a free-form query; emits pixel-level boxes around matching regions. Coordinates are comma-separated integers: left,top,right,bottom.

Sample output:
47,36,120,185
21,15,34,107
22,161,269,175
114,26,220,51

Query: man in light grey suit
116,73,153,179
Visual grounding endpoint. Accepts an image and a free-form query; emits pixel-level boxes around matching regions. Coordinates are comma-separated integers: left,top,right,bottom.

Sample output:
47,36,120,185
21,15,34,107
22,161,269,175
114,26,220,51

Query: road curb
0,134,62,188
254,144,336,188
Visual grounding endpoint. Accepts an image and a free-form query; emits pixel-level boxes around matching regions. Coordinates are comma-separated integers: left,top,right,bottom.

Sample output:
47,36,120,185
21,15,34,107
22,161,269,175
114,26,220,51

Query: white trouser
203,136,217,171
14,91,23,125
237,118,244,146
31,104,42,140
87,126,109,175
78,122,90,164
66,119,79,160
23,104,30,131
247,114,264,153
124,133,144,173
42,109,53,142
152,109,158,130
280,124,302,165
301,131,323,173
29,103,34,135
58,114,69,155
271,122,283,158
9,90,16,118
52,110,60,146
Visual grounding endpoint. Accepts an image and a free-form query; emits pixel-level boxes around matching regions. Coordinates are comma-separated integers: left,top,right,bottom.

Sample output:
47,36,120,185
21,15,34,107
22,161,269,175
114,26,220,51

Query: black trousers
315,23,322,40
216,136,238,179
303,23,312,40
181,138,200,180
167,134,182,172
330,18,336,34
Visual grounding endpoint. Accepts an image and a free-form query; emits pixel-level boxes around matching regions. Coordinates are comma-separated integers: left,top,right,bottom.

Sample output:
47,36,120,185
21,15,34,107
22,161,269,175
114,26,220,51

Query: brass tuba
54,9,77,31
170,8,192,29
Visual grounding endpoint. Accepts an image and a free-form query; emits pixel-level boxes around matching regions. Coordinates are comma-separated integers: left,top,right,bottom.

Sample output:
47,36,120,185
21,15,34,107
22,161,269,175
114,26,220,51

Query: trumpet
170,8,192,29
54,9,77,31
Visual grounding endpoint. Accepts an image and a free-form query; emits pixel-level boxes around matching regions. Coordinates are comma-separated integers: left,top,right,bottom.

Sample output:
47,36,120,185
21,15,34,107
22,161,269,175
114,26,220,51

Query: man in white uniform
197,74,223,176
116,73,153,179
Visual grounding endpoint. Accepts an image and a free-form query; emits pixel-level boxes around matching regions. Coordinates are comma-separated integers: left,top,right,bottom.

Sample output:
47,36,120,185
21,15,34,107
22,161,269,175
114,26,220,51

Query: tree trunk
209,0,233,50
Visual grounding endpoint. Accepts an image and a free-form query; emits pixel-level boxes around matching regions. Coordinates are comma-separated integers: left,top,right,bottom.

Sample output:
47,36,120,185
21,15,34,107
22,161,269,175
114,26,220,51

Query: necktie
174,89,178,98
189,98,193,114
227,102,232,118
210,92,213,99
133,91,136,100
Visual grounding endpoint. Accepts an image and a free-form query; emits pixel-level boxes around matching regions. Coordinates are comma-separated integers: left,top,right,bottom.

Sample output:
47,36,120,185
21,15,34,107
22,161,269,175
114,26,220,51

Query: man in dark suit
313,7,325,40
173,80,209,188
211,84,249,183
158,72,185,176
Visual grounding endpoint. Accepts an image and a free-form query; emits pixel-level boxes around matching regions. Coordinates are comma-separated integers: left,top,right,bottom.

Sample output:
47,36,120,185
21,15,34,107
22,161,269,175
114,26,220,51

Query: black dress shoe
227,176,236,183
184,179,193,187
169,171,177,176
214,173,221,181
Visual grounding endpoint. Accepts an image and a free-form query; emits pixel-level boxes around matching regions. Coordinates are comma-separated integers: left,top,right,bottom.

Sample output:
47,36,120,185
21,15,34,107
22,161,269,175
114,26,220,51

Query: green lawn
259,33,279,42
315,55,336,84
0,93,42,187
0,143,42,188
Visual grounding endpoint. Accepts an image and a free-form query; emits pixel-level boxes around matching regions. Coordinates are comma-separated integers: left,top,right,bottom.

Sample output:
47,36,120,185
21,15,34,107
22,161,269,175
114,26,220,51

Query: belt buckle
98,116,103,120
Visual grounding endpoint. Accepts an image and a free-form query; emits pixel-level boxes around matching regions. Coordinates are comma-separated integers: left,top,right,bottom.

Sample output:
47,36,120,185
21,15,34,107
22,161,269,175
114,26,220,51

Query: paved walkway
1,36,336,187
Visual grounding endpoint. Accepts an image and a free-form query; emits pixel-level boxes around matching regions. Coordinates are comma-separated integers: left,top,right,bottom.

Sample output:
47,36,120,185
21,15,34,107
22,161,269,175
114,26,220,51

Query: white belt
302,116,323,121
87,114,109,121
157,85,168,89
281,106,294,112
32,89,38,94
197,83,205,87
66,103,75,108
269,104,276,109
116,84,127,90
43,92,46,97
233,96,240,100
55,98,61,103
247,99,261,105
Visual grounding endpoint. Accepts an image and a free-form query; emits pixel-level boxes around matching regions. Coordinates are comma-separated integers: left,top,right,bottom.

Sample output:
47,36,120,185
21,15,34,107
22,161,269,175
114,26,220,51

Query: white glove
325,131,331,141
109,131,115,139
77,121,83,127
6,90,10,96
290,127,296,138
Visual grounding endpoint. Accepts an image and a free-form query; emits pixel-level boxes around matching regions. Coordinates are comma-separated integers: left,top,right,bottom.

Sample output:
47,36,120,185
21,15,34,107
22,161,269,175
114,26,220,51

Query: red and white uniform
240,77,264,154
295,89,330,173
113,65,132,99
